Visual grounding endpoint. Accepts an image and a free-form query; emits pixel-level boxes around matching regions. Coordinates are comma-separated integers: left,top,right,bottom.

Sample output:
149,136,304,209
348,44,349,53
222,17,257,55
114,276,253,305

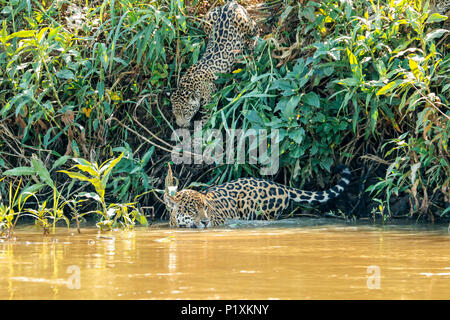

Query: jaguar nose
200,220,210,228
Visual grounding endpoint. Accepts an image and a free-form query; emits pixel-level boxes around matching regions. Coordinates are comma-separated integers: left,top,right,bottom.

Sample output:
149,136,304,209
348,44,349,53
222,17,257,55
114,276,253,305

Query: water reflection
0,221,449,299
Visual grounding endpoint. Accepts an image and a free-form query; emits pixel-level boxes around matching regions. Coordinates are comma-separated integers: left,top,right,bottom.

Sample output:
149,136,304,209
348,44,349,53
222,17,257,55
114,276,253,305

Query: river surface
0,219,449,299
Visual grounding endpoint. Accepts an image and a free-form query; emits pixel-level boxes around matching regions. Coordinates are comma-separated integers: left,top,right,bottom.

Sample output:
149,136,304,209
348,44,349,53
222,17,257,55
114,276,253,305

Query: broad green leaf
347,47,358,66
56,69,75,80
97,81,105,98
346,47,361,79
303,92,320,108
36,27,50,43
282,96,301,119
72,157,96,168
369,103,378,134
141,147,155,167
187,182,211,188
99,152,124,175
31,158,54,188
278,5,294,25
289,127,305,144
7,30,35,40
92,180,105,199
320,157,333,172
425,29,449,42
410,162,421,184
100,152,125,187
3,167,36,176
426,13,448,24
139,214,148,226
351,96,359,134
74,164,99,178
17,183,46,207
269,79,293,92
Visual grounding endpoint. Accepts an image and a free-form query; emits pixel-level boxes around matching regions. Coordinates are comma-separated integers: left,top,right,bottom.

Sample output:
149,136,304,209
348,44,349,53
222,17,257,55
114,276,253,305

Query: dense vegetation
0,0,449,235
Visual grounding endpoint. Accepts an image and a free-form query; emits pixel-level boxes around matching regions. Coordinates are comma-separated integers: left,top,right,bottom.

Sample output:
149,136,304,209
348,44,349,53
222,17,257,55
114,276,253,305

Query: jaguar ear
165,91,171,97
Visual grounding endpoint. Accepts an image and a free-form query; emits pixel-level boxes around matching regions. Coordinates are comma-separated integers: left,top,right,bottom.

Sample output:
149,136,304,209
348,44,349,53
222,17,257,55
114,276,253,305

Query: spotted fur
433,0,450,15
165,165,351,228
170,0,258,127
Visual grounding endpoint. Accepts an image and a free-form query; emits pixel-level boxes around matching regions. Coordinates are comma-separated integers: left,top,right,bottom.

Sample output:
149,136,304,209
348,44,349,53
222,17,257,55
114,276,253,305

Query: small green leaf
79,192,101,203
58,170,92,183
51,155,71,172
335,78,359,87
408,58,420,80
97,81,105,98
139,214,148,226
376,80,403,96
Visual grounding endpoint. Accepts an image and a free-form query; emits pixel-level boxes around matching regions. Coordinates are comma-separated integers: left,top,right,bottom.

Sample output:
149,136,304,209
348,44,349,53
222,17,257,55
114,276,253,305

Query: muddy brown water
0,219,449,299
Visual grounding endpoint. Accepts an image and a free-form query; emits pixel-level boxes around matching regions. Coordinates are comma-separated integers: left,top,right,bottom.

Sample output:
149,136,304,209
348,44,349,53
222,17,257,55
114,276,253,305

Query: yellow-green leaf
100,152,124,186
74,164,99,178
376,80,403,96
408,58,420,80
7,30,35,40
58,170,93,183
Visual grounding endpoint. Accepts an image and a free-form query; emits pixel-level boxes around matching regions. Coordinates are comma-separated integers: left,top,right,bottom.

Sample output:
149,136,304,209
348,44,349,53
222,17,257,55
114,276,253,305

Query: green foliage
0,177,34,238
0,0,188,198
59,152,148,231
2,154,74,234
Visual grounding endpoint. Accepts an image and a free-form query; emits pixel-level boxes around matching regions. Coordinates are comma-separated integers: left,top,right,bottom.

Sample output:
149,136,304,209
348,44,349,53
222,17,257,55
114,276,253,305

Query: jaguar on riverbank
170,0,258,127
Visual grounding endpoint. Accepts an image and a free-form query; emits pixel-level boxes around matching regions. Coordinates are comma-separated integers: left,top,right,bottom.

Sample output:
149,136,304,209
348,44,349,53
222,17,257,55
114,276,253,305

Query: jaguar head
165,189,211,228
170,88,201,127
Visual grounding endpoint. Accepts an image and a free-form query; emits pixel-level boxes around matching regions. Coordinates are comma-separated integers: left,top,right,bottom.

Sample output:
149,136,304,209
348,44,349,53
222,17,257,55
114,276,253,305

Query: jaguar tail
287,165,351,204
